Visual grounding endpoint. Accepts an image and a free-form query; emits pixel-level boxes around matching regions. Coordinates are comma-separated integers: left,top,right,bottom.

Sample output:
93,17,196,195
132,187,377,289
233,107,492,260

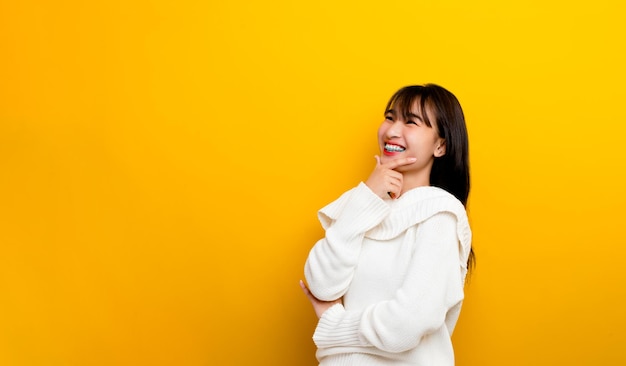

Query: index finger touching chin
387,157,417,169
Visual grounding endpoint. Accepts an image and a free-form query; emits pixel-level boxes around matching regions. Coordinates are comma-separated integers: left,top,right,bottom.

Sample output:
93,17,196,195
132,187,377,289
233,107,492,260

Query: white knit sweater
304,182,472,365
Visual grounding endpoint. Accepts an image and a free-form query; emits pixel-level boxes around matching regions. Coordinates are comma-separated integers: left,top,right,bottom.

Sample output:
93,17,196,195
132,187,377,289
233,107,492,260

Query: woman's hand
365,156,416,199
300,280,343,319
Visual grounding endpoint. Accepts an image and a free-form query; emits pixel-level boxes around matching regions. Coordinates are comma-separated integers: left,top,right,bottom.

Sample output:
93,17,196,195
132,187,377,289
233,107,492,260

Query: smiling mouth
384,143,406,152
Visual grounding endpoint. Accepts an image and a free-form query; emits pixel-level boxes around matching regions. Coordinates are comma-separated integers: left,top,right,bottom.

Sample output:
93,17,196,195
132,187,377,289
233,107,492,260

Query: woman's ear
434,139,446,157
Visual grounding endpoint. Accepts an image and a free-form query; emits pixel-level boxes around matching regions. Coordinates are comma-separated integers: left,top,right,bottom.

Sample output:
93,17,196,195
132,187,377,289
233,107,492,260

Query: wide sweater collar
318,183,472,263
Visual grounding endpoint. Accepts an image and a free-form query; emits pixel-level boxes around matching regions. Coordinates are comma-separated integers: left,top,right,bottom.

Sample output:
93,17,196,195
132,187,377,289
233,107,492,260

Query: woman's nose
386,121,403,138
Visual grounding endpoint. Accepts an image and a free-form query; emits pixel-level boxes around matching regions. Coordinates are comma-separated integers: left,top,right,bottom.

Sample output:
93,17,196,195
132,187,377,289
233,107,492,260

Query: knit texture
304,182,472,365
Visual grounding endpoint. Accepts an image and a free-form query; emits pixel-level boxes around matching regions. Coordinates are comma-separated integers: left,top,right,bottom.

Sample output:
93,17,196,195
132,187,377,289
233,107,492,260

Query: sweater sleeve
312,212,465,352
304,182,390,301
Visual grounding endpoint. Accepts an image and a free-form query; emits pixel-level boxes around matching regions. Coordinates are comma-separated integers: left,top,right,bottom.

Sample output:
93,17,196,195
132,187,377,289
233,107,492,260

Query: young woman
300,84,474,365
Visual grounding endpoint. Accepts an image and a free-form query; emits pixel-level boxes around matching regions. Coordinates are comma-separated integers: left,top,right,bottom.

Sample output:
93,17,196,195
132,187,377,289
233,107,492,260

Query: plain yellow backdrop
1,0,625,365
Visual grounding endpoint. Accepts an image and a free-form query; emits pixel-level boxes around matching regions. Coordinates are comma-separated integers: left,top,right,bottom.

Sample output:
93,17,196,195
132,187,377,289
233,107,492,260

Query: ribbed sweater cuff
313,304,365,348
333,182,389,234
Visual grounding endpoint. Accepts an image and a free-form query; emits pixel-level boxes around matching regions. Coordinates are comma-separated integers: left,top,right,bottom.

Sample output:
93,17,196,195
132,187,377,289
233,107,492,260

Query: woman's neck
400,171,431,195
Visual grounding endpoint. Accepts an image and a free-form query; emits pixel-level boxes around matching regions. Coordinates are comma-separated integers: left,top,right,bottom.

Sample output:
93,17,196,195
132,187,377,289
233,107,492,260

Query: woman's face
377,98,446,180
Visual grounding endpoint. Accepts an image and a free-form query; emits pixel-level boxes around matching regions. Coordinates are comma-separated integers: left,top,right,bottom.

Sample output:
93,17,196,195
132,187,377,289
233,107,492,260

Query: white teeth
385,143,405,152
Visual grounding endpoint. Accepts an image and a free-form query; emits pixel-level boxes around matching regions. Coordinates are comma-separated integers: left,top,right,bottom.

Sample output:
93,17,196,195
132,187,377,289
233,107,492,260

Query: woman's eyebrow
384,109,396,115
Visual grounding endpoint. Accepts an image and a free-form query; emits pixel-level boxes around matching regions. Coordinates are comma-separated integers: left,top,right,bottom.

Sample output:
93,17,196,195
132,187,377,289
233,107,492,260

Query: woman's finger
300,280,314,301
383,157,417,170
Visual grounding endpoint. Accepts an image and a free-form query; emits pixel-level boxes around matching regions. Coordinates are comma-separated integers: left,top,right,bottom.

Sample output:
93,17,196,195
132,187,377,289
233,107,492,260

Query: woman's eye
407,120,418,125
385,115,393,121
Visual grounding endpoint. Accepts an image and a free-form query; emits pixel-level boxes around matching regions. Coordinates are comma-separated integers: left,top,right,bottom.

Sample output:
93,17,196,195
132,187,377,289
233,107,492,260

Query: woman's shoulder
366,186,470,242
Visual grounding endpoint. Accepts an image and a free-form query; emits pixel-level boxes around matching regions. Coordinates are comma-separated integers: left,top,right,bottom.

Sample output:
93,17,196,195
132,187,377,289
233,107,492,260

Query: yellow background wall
1,1,625,365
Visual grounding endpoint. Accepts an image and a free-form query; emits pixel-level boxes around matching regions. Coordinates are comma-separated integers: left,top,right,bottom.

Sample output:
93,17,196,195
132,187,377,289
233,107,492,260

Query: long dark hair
385,84,475,271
